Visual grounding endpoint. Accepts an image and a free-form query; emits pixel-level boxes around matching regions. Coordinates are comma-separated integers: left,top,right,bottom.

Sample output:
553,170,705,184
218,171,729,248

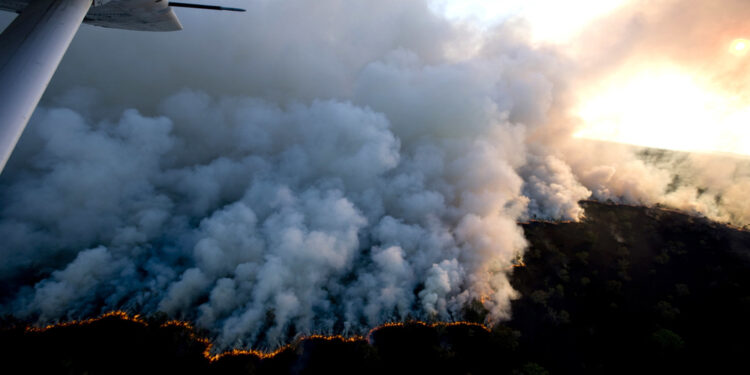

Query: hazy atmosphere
0,0,748,350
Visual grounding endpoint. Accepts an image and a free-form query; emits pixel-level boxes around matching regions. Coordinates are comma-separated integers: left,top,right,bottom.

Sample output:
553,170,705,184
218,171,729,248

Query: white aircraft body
0,0,242,173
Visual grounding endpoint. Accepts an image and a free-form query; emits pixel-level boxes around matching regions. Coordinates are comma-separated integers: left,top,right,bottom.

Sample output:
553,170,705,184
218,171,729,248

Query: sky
0,0,749,350
431,0,750,157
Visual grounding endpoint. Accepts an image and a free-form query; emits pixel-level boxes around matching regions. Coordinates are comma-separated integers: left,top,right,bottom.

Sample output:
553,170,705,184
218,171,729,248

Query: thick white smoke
0,0,747,350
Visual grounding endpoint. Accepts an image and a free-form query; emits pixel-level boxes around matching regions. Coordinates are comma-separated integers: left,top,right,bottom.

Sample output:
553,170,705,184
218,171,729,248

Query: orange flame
19,311,491,361
24,311,147,333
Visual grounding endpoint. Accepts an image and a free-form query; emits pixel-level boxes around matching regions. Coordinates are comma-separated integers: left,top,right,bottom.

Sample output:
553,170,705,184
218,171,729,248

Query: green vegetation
509,201,750,374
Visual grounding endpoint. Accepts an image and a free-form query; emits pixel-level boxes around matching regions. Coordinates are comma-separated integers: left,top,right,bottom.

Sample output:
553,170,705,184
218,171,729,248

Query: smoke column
0,0,747,350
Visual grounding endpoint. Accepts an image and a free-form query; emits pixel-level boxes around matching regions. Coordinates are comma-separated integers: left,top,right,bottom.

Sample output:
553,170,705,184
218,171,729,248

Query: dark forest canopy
1,201,749,374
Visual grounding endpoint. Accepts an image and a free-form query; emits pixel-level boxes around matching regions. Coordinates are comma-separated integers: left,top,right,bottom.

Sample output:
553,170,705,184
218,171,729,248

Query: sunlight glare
575,69,750,156
730,38,749,56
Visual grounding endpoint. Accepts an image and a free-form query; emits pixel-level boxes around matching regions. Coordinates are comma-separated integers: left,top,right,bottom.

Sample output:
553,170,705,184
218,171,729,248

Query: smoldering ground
0,0,748,350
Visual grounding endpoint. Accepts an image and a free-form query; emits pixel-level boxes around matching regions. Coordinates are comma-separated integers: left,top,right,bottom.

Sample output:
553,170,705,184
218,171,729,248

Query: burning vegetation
1,201,749,374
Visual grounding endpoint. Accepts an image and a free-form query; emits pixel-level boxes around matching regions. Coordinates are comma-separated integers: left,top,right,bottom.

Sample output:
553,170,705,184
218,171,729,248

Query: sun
730,38,749,56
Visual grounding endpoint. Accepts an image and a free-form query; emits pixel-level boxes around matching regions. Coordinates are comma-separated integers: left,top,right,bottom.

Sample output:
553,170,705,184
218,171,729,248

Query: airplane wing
0,0,243,173
0,0,181,30
85,0,182,32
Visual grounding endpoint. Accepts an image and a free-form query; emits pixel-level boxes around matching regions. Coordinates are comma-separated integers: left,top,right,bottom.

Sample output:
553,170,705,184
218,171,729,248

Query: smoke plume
0,0,748,350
